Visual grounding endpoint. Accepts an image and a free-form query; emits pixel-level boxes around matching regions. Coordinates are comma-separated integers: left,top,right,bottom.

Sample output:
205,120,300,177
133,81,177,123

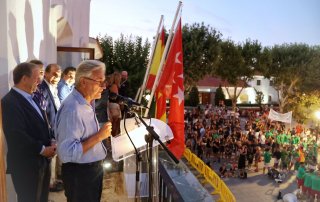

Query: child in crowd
219,163,227,178
263,147,272,174
254,146,261,172
280,146,289,173
273,147,281,169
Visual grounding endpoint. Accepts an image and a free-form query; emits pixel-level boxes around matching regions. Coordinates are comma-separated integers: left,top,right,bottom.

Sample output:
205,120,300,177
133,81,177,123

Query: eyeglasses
83,77,106,86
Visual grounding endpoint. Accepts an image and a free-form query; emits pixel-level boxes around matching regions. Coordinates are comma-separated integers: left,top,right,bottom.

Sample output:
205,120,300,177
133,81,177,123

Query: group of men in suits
2,60,75,201
2,60,112,202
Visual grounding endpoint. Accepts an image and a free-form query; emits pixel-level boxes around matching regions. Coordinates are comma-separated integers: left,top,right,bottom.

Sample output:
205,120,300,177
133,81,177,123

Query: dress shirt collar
61,79,73,88
44,79,57,92
12,86,32,100
72,88,95,108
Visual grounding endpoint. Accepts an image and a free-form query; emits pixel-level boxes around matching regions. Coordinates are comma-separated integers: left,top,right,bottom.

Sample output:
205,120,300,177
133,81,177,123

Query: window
270,80,274,86
268,96,272,102
256,80,261,86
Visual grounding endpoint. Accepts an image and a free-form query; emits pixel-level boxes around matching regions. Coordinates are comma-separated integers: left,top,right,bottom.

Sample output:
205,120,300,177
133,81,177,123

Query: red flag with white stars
157,19,185,159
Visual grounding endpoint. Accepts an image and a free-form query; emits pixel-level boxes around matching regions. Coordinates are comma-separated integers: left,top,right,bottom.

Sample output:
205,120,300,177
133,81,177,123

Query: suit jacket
1,89,51,173
119,79,130,97
37,80,58,134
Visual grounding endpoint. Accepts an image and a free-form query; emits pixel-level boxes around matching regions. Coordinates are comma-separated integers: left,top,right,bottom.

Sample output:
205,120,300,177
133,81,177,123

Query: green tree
254,88,264,106
266,43,320,112
286,91,320,124
182,23,222,89
214,85,225,106
216,39,268,110
185,86,199,106
99,34,114,74
99,34,150,98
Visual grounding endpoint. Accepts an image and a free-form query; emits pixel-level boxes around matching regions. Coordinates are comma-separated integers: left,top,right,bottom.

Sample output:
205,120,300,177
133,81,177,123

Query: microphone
110,93,147,108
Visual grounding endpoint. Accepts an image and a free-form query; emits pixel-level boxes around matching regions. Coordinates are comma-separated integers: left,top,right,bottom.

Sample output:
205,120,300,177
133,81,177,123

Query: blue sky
90,0,320,47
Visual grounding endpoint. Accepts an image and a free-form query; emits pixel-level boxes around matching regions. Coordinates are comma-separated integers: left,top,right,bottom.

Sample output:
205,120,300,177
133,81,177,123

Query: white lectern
111,118,174,161
111,115,177,201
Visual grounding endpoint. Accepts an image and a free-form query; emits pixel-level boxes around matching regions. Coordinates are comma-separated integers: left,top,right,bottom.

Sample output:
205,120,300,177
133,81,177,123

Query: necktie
30,95,44,119
32,95,51,129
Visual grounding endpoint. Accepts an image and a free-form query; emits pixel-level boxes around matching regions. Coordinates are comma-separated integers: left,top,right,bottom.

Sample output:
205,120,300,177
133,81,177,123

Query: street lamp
315,111,320,121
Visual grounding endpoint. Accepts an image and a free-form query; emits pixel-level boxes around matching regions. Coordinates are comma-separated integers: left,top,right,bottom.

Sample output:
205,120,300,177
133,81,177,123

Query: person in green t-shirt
280,133,286,145
263,147,272,174
276,134,282,145
212,133,219,140
283,133,291,145
289,148,300,171
297,162,306,188
265,131,273,139
280,147,289,172
292,135,300,145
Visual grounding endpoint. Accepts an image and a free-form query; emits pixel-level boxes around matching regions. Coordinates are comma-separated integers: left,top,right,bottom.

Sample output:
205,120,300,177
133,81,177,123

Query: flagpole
144,1,183,117
136,15,164,103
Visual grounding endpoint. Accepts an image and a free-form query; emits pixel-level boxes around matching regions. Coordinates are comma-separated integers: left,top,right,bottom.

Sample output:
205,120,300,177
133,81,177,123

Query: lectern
111,116,175,201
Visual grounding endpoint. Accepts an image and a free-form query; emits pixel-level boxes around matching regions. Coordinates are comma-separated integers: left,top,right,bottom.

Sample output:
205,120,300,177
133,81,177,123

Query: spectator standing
57,66,76,102
119,70,129,97
108,72,122,136
37,63,62,191
273,147,282,169
263,147,272,174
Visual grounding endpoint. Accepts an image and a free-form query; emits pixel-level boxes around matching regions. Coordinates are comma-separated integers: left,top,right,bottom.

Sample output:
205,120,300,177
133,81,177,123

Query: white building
197,75,279,105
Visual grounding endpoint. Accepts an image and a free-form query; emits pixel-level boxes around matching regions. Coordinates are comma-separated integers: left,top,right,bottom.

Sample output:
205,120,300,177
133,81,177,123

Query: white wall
0,0,59,98
248,75,279,104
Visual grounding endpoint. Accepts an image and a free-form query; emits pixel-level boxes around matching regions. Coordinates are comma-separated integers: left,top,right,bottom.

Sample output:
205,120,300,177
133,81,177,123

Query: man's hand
41,145,57,158
98,121,112,141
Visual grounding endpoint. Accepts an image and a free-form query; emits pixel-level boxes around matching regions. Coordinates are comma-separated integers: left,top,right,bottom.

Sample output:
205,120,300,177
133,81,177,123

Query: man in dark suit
36,63,62,191
37,63,61,129
2,62,56,202
119,70,129,97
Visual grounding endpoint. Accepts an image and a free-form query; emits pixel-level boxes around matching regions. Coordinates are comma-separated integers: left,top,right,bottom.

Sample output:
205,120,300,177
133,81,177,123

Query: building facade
197,75,279,105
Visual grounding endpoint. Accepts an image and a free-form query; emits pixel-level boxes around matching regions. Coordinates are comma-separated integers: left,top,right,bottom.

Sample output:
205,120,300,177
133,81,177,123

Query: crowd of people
2,59,129,202
185,105,319,180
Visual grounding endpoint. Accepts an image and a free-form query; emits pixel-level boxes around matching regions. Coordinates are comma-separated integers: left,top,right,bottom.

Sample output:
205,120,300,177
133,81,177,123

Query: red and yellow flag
155,89,166,122
157,19,185,159
146,27,165,90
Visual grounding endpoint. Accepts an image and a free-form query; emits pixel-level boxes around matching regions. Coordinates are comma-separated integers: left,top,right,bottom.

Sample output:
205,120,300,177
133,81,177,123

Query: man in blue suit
37,63,62,191
2,62,56,202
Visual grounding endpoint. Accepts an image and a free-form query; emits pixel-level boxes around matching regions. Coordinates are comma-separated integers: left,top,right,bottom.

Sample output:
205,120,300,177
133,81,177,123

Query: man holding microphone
55,60,112,202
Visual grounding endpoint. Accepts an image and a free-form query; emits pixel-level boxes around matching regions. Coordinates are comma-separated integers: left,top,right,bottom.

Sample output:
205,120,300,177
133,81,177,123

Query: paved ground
216,166,297,202
49,159,300,202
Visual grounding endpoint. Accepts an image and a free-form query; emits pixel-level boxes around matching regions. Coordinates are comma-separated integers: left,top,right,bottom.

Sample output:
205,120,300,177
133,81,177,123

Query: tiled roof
197,76,248,87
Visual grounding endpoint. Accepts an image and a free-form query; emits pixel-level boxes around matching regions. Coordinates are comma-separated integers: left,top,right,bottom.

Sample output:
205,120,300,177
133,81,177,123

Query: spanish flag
145,27,165,90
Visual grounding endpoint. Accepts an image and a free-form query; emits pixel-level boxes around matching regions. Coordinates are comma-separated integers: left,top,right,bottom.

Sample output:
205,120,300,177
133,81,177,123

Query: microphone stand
122,106,142,201
131,111,179,202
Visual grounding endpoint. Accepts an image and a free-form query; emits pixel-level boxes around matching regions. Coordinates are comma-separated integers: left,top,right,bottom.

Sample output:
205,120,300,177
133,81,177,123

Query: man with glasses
55,60,112,202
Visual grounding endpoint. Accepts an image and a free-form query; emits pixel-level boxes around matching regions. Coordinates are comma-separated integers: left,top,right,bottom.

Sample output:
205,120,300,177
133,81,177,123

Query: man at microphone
55,60,112,202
